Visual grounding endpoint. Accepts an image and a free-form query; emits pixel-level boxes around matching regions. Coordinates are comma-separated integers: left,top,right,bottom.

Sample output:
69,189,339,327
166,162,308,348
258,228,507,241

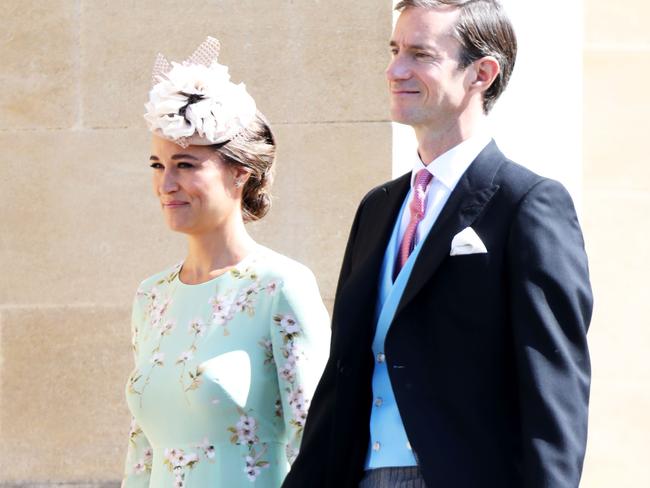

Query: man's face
387,7,473,133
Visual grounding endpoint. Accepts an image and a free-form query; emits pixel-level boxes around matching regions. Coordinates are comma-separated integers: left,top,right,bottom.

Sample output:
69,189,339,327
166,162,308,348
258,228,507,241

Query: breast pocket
435,253,502,331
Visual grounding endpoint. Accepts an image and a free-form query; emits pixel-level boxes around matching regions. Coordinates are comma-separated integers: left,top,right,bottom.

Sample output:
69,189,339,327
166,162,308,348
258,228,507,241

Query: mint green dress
121,247,330,487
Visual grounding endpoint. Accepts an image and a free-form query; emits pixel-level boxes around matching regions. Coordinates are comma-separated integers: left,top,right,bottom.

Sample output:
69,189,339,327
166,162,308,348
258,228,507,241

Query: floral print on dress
196,437,216,460
128,417,143,444
258,337,275,366
126,418,152,478
130,266,182,407
164,447,199,488
209,278,263,335
122,252,330,487
132,447,153,475
227,408,270,481
210,293,235,333
176,318,208,402
265,280,280,296
272,311,311,463
273,313,309,435
162,437,216,488
138,262,181,334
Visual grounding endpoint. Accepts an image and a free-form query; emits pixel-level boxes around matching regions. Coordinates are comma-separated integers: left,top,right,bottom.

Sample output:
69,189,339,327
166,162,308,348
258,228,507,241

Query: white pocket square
450,227,487,256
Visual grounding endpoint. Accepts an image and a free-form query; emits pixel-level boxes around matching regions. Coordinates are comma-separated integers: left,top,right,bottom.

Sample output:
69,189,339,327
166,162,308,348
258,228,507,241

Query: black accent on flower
178,92,206,122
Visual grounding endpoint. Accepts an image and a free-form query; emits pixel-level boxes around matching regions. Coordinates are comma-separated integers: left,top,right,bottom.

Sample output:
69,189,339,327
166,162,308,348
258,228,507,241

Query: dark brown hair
395,0,517,113
213,112,276,222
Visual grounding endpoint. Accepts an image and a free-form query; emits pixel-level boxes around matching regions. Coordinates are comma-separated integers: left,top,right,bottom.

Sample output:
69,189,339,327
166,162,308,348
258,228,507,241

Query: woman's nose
161,169,179,193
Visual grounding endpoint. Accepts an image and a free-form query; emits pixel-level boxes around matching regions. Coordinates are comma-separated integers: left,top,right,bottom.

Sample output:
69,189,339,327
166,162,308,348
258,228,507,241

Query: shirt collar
410,129,492,191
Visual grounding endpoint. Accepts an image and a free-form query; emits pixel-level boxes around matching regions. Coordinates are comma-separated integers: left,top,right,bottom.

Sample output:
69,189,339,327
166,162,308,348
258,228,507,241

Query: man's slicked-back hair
394,0,517,113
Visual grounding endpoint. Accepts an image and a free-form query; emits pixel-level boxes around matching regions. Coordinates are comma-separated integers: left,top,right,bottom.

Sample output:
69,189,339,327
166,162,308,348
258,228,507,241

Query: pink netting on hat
174,136,190,149
151,53,172,86
185,36,221,67
150,37,221,87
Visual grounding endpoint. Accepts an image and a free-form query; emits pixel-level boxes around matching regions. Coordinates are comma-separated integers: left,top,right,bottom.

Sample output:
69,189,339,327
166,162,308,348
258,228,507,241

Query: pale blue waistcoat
365,191,433,469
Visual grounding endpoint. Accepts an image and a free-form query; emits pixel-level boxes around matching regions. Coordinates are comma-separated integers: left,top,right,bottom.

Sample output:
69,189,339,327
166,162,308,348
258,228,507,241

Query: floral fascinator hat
144,36,257,148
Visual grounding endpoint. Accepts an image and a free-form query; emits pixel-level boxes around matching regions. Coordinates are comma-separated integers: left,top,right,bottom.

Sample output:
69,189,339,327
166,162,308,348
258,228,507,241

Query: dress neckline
174,245,262,288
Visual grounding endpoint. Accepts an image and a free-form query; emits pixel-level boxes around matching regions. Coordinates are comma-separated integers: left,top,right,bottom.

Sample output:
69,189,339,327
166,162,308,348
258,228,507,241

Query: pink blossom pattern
195,437,216,460
130,265,181,407
258,337,275,366
273,313,310,448
227,408,270,482
176,317,209,402
208,273,263,335
163,447,199,487
265,280,280,296
127,419,152,476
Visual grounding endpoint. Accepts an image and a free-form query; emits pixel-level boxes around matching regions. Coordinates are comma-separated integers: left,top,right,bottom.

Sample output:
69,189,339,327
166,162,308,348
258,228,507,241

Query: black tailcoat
283,142,592,488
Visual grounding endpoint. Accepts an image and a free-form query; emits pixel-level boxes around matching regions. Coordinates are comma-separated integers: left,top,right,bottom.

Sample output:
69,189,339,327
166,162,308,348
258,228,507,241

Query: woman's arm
269,265,331,465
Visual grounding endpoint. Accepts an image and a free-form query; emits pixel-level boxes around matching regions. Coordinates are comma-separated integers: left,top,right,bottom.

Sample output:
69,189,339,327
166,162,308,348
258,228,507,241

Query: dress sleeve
269,266,331,465
121,293,154,487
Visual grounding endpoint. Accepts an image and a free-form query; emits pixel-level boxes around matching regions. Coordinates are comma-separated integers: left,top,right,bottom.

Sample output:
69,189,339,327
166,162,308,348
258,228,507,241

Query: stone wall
580,2,650,486
0,1,392,484
1,1,648,486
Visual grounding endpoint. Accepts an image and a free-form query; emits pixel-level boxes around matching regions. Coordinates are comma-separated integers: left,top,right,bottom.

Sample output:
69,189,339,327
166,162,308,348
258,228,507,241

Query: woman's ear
231,165,251,189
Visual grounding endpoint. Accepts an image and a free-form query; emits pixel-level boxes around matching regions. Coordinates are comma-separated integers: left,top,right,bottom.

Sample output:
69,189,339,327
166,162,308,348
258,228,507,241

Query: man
284,1,592,487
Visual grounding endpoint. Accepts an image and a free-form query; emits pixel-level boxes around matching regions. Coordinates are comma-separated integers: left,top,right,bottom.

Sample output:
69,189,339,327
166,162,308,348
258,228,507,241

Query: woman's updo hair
212,112,275,222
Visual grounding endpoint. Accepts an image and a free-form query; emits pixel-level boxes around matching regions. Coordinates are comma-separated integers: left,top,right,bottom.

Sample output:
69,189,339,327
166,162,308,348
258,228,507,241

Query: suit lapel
342,173,411,296
332,174,410,357
335,174,411,347
394,141,504,318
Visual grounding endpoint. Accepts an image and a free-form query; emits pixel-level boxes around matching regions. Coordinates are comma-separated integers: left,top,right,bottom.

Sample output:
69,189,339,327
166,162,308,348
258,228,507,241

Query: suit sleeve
507,179,593,487
121,293,153,488
282,197,365,487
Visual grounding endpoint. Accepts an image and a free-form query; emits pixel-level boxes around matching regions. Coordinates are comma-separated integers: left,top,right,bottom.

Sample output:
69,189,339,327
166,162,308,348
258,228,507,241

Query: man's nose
386,56,411,81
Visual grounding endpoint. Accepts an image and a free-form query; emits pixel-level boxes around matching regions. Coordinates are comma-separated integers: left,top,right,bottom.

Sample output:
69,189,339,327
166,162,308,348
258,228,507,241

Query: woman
121,37,330,487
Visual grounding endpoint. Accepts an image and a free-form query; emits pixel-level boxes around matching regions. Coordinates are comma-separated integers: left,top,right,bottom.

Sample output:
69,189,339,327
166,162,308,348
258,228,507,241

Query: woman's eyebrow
149,154,201,161
171,154,200,160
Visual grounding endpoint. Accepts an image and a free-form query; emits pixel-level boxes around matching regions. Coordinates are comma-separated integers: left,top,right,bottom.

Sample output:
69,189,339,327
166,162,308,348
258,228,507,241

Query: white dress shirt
394,130,493,256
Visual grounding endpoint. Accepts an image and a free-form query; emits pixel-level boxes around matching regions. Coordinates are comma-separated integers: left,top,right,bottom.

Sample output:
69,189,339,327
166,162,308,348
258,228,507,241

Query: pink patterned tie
397,168,433,272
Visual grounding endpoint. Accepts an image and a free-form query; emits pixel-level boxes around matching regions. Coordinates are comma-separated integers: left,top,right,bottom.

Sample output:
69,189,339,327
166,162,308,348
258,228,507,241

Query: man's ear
470,56,500,94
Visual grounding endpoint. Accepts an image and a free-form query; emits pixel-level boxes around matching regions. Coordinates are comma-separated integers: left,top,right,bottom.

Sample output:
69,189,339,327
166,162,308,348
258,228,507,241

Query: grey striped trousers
359,467,428,488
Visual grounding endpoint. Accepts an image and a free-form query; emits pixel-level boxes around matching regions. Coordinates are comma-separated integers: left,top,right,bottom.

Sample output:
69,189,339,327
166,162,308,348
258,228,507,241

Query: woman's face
149,136,245,235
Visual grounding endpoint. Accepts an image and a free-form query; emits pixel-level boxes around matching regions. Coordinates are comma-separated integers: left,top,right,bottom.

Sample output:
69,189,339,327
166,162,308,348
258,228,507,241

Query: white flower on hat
144,38,257,146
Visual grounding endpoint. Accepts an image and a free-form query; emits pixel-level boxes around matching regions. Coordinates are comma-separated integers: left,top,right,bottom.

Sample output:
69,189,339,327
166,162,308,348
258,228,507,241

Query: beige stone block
580,188,650,486
0,1,77,129
583,51,650,191
248,121,393,301
323,298,335,318
0,129,185,306
586,2,650,45
582,380,650,487
581,189,650,383
80,0,392,129
0,306,132,481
